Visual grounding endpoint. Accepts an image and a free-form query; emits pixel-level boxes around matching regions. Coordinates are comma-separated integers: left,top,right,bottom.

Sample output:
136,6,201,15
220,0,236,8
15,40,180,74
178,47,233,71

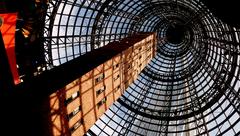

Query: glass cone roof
44,0,240,135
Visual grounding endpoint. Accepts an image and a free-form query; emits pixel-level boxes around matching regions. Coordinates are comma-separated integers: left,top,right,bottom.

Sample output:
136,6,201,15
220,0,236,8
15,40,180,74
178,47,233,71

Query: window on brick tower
68,106,81,120
114,74,120,81
65,91,80,105
97,97,107,108
70,119,83,133
95,73,104,84
113,63,119,69
96,85,106,96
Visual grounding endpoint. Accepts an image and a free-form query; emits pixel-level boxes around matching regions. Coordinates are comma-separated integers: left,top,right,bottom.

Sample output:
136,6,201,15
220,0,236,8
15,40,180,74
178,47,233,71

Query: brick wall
48,32,157,136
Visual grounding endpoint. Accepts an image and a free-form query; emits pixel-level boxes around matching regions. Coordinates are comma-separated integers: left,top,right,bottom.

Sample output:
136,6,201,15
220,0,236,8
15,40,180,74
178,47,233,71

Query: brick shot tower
1,0,240,136
47,32,157,136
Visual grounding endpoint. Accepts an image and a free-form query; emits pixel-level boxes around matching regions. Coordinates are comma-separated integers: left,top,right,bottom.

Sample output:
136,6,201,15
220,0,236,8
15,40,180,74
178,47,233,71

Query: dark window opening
69,119,84,133
114,74,120,81
115,85,121,92
95,73,105,84
96,86,106,96
128,64,131,69
68,106,81,120
97,97,107,108
65,91,80,105
113,63,119,69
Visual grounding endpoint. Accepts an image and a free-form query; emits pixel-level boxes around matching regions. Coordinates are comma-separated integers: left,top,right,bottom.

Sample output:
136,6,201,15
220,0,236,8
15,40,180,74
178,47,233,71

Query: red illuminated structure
0,13,20,84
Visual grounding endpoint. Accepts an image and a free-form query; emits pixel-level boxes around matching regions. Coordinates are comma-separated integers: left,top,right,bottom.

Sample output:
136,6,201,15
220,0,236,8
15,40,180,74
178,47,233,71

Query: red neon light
0,13,20,84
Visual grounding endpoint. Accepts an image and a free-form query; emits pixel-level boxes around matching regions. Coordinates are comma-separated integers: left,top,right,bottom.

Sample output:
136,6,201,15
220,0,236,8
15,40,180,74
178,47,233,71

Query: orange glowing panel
0,13,20,84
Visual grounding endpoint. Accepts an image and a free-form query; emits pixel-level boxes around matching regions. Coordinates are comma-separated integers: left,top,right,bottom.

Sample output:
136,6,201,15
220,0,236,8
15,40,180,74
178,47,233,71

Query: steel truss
42,0,240,135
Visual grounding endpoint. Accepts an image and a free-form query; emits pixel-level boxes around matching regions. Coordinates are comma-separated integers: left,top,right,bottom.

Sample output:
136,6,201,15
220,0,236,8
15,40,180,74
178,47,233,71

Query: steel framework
43,0,240,135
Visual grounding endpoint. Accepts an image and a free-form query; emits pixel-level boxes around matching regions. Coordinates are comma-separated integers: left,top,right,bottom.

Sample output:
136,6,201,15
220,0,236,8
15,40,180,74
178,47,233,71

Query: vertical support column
187,75,209,136
0,13,20,85
183,80,190,136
